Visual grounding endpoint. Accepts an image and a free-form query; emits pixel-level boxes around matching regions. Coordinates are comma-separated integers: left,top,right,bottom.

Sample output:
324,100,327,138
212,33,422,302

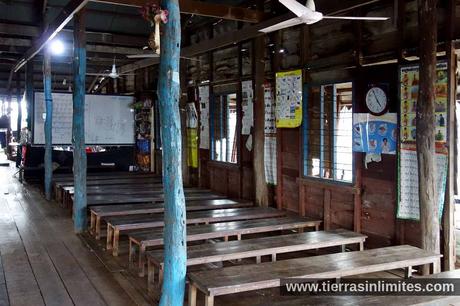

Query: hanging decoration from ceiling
140,3,169,55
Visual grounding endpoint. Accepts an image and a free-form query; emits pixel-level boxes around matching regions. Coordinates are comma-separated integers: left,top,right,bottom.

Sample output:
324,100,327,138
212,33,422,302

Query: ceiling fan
260,0,389,33
87,59,135,79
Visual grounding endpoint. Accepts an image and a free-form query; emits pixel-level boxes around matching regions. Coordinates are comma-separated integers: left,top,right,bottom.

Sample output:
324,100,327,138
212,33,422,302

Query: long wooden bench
77,192,226,207
187,245,442,306
90,199,253,239
146,229,367,290
106,207,286,256
229,269,460,306
129,217,322,277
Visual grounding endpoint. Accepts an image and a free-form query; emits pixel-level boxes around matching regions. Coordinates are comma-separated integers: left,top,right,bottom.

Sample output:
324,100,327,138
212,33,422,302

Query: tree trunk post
417,0,439,274
253,35,269,207
72,9,87,233
43,49,53,201
158,0,187,305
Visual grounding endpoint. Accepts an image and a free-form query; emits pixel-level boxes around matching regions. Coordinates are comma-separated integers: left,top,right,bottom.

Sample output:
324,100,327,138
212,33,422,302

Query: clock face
365,86,388,115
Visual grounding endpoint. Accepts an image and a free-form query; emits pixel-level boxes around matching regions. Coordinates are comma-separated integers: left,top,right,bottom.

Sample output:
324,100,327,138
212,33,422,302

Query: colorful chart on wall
275,69,302,128
352,113,397,155
264,83,277,185
198,86,210,149
397,62,448,220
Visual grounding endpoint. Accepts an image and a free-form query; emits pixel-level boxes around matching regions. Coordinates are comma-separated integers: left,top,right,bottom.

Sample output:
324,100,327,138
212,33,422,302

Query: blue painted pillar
43,49,53,201
72,9,87,232
158,1,187,305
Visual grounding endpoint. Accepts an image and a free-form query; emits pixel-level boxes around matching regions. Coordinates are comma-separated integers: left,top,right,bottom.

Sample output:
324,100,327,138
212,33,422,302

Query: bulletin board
397,62,449,220
275,69,302,128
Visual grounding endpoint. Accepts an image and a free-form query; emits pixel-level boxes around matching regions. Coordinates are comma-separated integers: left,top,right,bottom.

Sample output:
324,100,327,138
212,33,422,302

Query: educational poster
397,62,448,220
275,70,302,128
352,113,397,155
198,86,210,149
187,128,198,168
241,80,254,135
264,84,277,185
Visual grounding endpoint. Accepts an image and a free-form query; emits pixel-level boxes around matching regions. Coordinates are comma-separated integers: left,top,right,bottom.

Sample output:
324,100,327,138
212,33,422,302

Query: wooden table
129,217,322,277
187,245,442,306
146,229,367,290
90,199,253,239
106,207,286,256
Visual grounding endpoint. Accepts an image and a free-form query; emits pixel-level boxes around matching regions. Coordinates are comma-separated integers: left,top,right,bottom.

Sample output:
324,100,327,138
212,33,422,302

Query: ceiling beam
91,0,263,23
12,0,90,73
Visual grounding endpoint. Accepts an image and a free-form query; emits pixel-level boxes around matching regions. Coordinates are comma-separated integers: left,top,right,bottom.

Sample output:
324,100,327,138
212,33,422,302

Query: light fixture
49,39,65,56
62,78,67,85
279,48,286,54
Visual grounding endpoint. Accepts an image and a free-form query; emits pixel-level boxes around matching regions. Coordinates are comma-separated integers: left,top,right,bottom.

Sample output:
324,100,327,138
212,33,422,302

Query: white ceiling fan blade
279,0,312,17
322,16,389,21
126,54,160,59
259,17,304,33
306,0,315,11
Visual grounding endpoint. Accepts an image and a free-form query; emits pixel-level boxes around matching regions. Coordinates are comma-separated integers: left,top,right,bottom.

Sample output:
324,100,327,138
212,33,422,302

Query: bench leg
138,245,147,277
159,264,164,284
432,259,441,274
237,234,241,241
205,295,214,306
341,245,346,252
271,253,277,262
256,256,261,264
188,284,197,306
106,225,114,250
112,229,120,257
128,239,136,268
224,236,228,242
359,241,364,251
95,217,102,240
147,261,154,292
90,213,96,235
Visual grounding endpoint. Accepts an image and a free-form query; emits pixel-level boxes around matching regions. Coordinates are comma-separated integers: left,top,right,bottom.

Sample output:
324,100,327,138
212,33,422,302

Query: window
212,93,238,163
304,82,353,183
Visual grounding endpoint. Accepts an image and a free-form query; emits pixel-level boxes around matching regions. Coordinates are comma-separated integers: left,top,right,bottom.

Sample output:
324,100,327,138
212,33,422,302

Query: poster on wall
275,69,302,128
264,84,277,185
352,113,397,155
397,62,449,220
187,128,198,168
198,86,210,149
241,80,254,135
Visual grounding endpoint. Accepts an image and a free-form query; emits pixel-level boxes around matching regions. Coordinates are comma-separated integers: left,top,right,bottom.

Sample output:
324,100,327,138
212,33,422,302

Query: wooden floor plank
0,164,139,306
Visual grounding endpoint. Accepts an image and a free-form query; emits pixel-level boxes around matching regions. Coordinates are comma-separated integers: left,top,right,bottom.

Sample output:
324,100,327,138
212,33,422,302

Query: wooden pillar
16,73,21,136
158,0,187,305
253,0,269,207
16,72,22,167
25,61,34,129
43,49,53,201
417,0,439,272
72,9,87,233
442,0,456,271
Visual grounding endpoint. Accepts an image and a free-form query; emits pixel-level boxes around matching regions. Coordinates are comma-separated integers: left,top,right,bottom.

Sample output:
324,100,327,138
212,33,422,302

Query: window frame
302,81,356,185
210,90,241,165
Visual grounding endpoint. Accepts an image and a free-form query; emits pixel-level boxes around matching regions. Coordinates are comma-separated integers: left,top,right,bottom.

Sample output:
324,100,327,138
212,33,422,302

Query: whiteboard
33,92,135,145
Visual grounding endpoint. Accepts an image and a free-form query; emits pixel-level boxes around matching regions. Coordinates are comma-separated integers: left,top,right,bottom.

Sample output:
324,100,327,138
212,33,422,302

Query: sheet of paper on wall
241,80,254,135
198,85,210,149
186,102,198,129
264,136,277,185
352,113,397,155
264,84,276,135
275,70,302,128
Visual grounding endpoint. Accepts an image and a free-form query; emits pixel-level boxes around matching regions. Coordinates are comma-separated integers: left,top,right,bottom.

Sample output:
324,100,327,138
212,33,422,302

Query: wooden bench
78,192,225,207
187,245,442,306
228,269,460,306
90,199,253,239
146,229,367,290
106,207,286,256
129,217,322,277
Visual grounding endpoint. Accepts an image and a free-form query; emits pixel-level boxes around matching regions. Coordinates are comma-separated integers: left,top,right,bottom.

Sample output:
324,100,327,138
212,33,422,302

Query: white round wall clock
365,86,388,116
